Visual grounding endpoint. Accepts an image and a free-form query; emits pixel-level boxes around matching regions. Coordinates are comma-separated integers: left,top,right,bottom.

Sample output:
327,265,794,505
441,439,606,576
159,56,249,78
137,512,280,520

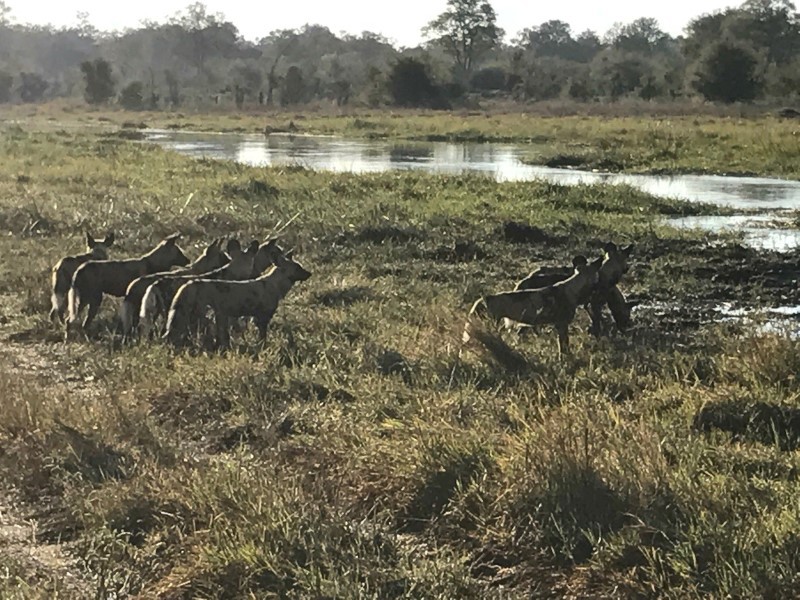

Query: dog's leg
588,298,605,337
256,310,276,342
555,321,570,356
215,314,231,350
81,294,103,338
607,286,631,331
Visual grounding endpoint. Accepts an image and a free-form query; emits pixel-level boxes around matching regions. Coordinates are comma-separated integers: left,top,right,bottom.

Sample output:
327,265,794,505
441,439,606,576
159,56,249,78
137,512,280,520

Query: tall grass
0,127,799,597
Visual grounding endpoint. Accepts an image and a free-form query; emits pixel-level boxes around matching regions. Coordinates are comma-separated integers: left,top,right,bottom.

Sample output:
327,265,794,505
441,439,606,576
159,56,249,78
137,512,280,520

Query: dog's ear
603,241,618,253
572,255,588,268
86,231,96,248
226,239,242,256
103,231,115,247
623,244,634,257
247,240,260,253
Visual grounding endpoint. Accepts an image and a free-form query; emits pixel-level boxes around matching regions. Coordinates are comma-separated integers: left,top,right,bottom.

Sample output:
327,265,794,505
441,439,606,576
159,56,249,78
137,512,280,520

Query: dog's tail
163,283,194,344
50,265,69,322
67,281,80,326
140,283,165,339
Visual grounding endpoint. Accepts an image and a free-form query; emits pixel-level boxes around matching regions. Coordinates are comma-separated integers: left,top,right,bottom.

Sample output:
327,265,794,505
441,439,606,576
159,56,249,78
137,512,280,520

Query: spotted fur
120,238,230,340
464,255,603,355
49,231,114,323
164,250,311,348
139,239,282,339
66,234,189,339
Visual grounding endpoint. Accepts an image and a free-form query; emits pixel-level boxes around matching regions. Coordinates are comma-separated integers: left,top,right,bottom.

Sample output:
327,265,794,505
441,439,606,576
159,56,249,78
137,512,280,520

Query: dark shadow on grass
694,401,800,451
314,285,376,307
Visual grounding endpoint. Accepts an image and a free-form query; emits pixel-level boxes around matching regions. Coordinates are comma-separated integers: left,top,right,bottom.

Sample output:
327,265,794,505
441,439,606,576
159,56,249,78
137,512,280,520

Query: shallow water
668,214,800,252
145,130,800,210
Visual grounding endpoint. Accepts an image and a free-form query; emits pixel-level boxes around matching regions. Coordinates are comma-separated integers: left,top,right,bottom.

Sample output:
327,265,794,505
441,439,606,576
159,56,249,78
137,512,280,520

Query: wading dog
120,238,230,340
515,243,634,336
49,231,115,323
66,234,190,339
464,255,603,355
164,250,311,348
139,239,282,340
589,242,634,336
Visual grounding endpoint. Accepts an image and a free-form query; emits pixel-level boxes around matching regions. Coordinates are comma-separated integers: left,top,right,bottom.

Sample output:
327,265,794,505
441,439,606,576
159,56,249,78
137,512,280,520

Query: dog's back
50,232,114,323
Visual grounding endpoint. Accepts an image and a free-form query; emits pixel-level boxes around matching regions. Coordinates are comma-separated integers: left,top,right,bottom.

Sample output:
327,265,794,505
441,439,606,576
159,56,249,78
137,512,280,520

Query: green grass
1,126,800,597
4,101,800,179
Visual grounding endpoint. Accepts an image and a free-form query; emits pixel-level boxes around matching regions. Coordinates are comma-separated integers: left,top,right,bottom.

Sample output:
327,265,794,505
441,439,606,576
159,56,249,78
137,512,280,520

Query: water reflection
668,214,800,252
145,130,800,209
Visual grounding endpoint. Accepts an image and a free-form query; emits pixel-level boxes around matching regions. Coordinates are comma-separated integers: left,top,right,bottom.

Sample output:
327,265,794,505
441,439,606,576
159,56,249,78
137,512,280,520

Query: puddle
715,303,800,338
668,214,800,252
633,301,800,339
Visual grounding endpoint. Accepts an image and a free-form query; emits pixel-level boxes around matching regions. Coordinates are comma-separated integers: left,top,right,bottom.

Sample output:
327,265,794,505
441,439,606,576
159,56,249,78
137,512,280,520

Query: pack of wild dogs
49,231,633,355
50,231,311,348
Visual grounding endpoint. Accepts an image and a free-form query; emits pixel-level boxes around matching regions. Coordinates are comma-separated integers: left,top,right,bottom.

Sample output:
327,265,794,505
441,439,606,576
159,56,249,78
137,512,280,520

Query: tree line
0,0,797,109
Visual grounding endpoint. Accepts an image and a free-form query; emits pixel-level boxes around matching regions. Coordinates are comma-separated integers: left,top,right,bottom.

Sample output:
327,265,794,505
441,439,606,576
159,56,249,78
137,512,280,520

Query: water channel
146,129,800,333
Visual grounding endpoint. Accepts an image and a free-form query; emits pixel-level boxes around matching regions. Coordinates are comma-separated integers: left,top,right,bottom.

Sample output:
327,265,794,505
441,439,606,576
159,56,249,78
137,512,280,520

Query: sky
4,0,739,46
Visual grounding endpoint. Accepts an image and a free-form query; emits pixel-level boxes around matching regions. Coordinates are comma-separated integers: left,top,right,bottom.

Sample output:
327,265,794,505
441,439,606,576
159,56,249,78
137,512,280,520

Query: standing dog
66,234,189,339
515,243,634,336
589,242,634,336
120,238,230,340
139,239,283,340
164,250,311,348
49,231,115,323
465,255,603,355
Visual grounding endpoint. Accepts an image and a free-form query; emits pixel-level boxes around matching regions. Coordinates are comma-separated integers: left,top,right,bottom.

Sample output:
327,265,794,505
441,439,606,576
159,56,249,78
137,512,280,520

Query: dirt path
0,337,99,598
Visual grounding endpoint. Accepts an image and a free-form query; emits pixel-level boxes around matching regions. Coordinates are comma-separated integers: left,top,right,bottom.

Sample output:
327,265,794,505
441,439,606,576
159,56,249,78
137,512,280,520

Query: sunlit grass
0,126,799,597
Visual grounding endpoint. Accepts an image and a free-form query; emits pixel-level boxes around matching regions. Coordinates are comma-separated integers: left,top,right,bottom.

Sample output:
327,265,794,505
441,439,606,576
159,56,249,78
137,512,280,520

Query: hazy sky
5,0,738,46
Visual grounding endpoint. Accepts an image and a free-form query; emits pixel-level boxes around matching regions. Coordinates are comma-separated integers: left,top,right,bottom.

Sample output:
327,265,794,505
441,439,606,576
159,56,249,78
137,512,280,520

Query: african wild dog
138,239,282,340
464,255,603,355
120,238,230,340
514,243,634,336
49,231,115,323
164,250,311,348
588,242,634,336
66,234,190,339
515,256,588,292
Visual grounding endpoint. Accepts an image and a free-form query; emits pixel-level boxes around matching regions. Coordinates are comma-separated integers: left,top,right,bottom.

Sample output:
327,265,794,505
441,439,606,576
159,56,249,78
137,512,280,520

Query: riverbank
2,127,800,597
3,102,800,180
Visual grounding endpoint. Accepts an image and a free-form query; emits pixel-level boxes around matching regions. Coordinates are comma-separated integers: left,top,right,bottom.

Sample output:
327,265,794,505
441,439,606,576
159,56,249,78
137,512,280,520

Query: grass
3,101,800,179
1,125,800,597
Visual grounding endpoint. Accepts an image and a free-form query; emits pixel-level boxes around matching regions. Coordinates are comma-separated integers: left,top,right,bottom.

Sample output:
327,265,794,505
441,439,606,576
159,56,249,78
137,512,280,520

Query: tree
280,66,305,105
0,70,12,102
692,38,763,102
161,70,180,107
119,81,144,109
81,59,115,104
387,57,440,107
423,0,504,76
17,72,48,102
170,2,240,75
470,66,507,90
0,1,11,26
516,20,574,57
261,29,298,106
608,18,671,55
591,50,653,99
